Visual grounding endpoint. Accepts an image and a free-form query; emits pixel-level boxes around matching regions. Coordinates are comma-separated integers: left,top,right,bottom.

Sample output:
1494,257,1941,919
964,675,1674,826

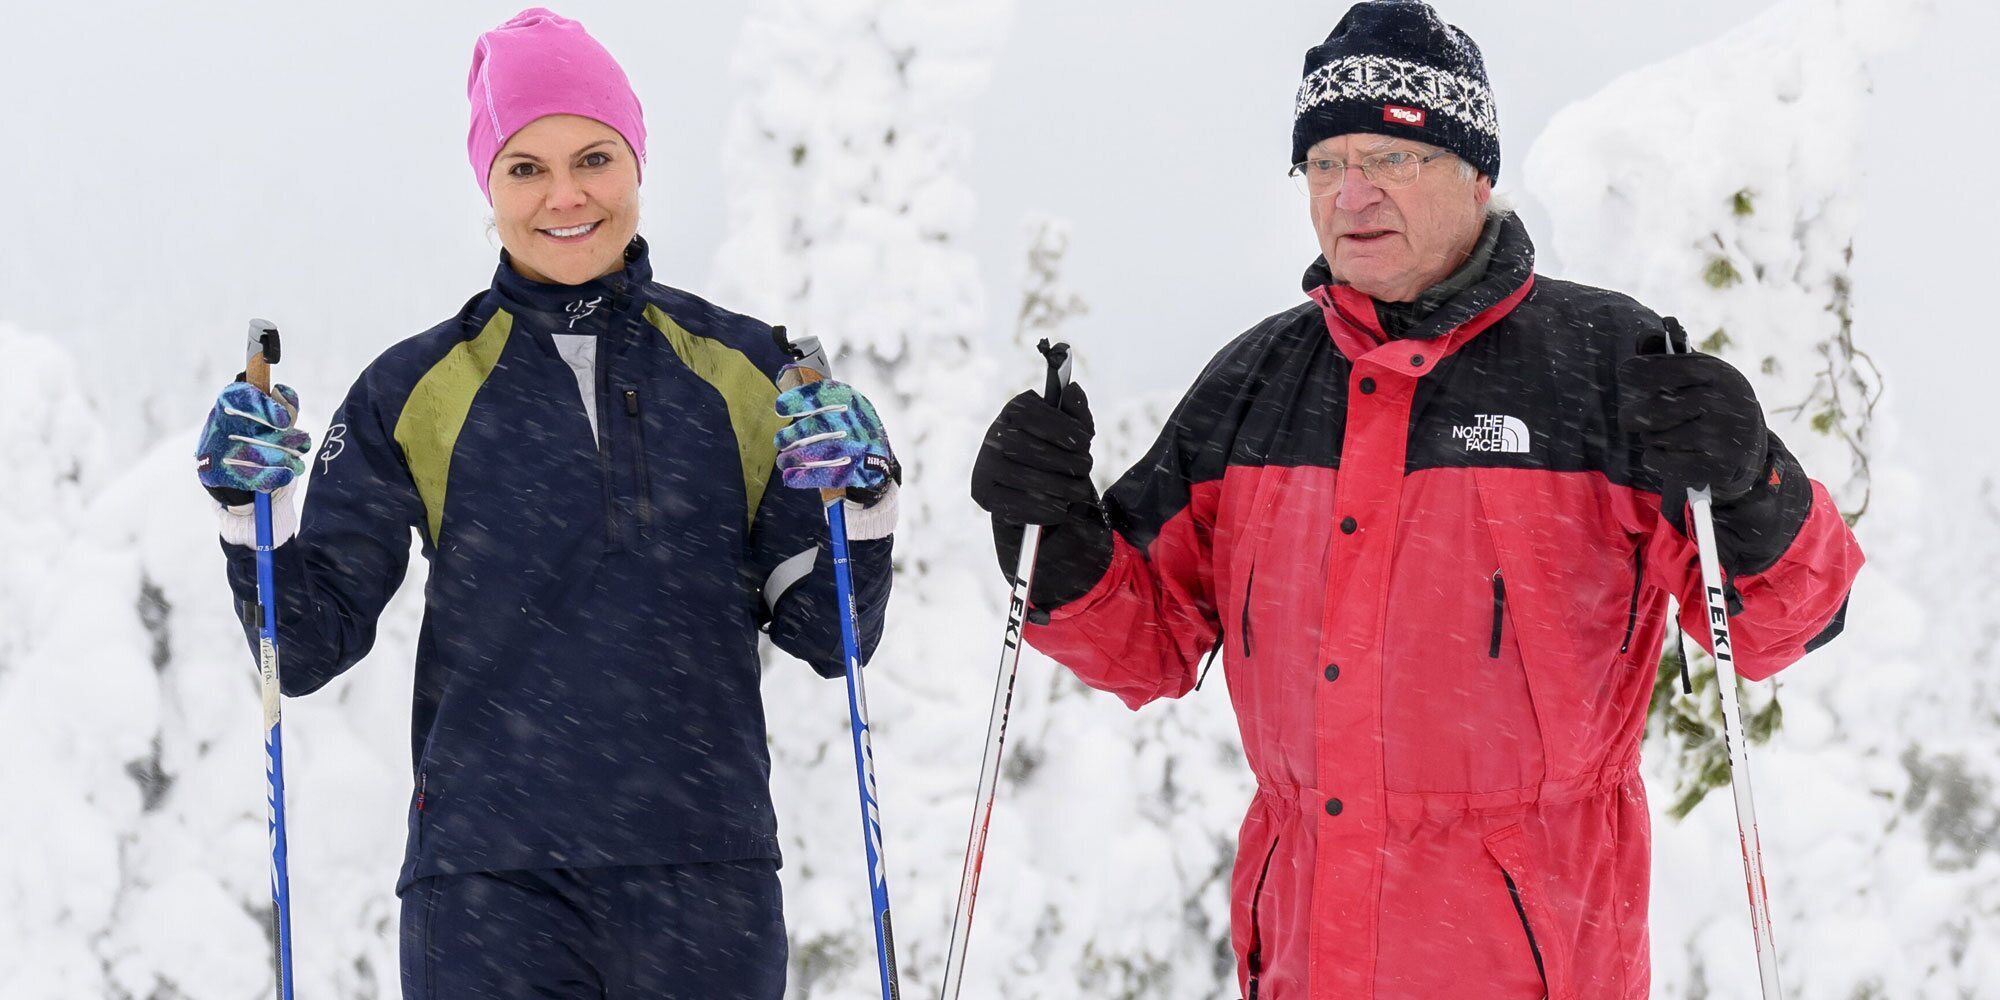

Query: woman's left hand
774,368,900,502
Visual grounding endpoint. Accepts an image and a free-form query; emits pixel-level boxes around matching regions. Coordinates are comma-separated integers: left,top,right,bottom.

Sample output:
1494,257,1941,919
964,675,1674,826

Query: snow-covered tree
1527,0,1997,995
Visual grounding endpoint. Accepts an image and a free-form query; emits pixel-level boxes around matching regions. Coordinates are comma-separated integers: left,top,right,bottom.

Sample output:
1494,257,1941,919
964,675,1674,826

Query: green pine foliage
1703,255,1743,289
1649,639,1785,819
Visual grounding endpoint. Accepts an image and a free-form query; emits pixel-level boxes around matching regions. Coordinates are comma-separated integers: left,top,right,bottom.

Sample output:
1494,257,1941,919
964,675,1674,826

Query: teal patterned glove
194,381,313,506
773,368,899,502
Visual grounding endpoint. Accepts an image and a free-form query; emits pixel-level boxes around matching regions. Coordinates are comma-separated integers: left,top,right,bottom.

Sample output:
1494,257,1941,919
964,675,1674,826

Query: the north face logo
1384,104,1427,126
1453,414,1530,453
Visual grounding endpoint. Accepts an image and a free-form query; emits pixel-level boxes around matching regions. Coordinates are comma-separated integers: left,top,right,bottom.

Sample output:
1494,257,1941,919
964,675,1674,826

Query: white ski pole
940,339,1072,1000
1664,318,1783,998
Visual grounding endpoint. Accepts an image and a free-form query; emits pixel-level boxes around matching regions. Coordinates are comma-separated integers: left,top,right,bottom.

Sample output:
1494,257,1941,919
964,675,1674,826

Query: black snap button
1340,516,1357,534
1324,663,1340,682
1409,354,1425,367
1026,608,1051,626
1359,377,1376,394
1325,798,1344,816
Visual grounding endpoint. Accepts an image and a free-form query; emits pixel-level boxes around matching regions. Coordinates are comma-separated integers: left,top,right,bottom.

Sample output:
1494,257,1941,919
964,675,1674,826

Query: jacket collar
1305,213,1537,368
489,236,653,333
1302,211,1536,344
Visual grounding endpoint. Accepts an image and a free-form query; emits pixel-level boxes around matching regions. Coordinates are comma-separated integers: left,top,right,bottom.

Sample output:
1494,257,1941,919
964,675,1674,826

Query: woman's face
488,114,641,285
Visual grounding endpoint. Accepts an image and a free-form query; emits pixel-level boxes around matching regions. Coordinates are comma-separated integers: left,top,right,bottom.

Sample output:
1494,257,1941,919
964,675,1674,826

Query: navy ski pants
399,861,785,999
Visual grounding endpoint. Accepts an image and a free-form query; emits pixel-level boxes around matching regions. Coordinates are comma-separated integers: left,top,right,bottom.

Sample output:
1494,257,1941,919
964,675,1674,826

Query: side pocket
422,876,442,1000
1483,825,1574,1000
1240,563,1258,659
399,875,443,1000
1488,570,1506,659
1619,547,1644,655
1502,870,1548,992
1244,834,1282,1000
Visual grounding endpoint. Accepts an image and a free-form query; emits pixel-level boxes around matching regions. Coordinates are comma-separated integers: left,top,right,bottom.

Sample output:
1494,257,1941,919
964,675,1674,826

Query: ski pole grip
1036,339,1073,408
1661,316,1687,357
245,319,281,395
771,327,846,505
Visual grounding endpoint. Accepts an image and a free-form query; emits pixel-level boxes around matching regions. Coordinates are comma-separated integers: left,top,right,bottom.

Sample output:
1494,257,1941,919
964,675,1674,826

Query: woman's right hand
194,381,314,507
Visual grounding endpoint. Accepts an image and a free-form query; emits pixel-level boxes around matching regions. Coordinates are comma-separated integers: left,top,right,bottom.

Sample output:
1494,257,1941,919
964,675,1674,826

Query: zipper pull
624,389,639,417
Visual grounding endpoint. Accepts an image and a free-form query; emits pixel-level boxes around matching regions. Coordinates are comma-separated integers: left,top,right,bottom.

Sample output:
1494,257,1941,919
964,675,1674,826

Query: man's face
1305,133,1491,303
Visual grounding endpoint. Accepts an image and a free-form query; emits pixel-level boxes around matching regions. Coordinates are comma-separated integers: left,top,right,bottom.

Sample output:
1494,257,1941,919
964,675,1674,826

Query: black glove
1617,323,1768,504
971,384,1113,611
1619,318,1810,574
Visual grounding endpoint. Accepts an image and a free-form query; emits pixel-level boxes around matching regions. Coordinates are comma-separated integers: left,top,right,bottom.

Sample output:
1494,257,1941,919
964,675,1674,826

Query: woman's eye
508,162,538,178
582,152,611,168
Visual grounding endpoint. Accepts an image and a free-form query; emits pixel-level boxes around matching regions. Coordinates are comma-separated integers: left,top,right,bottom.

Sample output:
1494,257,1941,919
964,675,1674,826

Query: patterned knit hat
1292,1,1500,179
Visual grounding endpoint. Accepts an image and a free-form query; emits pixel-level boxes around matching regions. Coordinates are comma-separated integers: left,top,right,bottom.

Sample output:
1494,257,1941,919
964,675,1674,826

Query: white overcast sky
0,0,1990,494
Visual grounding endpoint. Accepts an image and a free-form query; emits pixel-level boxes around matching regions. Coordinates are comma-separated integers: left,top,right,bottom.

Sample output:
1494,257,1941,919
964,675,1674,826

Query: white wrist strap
216,484,299,548
843,480,898,541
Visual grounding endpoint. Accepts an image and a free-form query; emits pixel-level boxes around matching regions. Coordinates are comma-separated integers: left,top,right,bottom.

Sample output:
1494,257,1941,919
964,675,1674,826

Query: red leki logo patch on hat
1384,104,1427,127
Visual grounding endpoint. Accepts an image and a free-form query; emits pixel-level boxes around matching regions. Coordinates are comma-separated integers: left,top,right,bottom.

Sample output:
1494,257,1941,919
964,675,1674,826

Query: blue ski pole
777,333,901,1000
243,319,297,1000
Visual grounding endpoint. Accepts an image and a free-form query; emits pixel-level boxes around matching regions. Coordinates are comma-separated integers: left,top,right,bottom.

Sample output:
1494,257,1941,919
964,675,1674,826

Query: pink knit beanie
466,8,647,202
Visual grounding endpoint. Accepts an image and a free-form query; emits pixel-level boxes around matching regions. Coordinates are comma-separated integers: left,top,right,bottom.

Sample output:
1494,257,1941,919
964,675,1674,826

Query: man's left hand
774,369,900,504
1617,329,1770,505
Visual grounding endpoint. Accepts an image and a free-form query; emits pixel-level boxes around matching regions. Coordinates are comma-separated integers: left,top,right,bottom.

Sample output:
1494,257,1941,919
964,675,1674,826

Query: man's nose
1332,167,1383,213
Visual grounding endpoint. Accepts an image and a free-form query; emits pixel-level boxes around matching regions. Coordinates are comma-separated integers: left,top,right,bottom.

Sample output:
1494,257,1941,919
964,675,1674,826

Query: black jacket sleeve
746,476,892,679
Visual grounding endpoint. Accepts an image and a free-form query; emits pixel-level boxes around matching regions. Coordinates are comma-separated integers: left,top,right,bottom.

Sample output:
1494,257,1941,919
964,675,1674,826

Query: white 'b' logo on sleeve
318,423,348,473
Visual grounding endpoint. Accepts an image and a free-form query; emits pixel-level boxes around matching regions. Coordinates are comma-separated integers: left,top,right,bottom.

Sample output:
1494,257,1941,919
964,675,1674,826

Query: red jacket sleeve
1026,490,1222,709
1653,478,1863,681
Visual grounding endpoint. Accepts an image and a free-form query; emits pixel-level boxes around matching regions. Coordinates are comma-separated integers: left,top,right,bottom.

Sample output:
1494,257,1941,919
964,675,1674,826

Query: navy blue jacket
224,239,891,890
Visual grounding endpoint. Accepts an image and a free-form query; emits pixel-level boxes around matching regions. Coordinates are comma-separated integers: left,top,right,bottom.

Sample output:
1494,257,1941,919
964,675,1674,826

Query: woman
193,10,898,998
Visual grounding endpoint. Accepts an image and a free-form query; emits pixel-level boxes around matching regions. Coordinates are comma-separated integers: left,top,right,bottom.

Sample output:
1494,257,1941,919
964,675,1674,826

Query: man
969,2,1863,997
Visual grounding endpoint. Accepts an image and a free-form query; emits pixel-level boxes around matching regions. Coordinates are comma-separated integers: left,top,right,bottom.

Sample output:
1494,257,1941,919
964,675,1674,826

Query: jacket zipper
597,350,619,546
1488,570,1506,659
623,389,654,534
1245,835,1281,1000
1240,565,1257,658
1619,548,1645,654
1503,871,1551,994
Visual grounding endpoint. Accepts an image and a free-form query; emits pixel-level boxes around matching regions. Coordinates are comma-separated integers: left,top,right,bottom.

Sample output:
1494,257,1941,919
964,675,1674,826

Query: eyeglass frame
1287,147,1455,196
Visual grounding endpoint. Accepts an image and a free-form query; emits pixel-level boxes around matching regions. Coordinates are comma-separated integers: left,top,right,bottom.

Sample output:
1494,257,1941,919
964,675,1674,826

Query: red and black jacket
1026,214,1862,998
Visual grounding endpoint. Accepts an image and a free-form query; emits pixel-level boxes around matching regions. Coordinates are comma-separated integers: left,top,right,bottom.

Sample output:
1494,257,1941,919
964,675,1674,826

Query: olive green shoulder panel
393,310,514,545
642,304,780,528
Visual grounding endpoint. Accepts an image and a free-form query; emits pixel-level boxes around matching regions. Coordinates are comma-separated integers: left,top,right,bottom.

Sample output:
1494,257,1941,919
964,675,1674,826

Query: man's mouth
540,221,602,242
1342,229,1395,242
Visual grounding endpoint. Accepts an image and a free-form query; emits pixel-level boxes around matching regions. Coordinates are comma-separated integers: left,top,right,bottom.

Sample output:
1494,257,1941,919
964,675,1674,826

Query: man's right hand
971,383,1098,524
195,381,313,508
971,383,1113,611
